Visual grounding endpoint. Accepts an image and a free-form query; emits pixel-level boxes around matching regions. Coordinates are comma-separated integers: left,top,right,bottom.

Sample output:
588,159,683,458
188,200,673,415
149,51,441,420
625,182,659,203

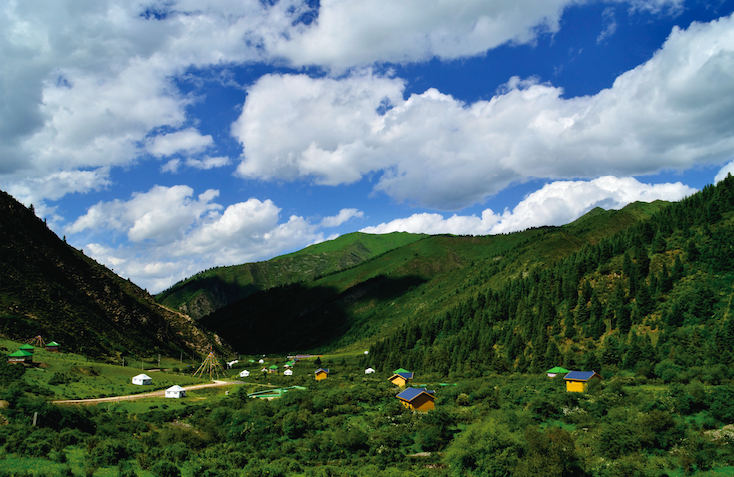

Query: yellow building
388,368,414,387
563,370,602,392
396,387,436,411
314,368,329,381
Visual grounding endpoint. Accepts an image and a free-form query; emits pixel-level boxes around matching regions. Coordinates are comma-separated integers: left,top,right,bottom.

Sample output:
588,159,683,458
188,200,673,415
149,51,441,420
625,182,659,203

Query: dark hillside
200,201,668,354
156,231,426,319
0,190,226,360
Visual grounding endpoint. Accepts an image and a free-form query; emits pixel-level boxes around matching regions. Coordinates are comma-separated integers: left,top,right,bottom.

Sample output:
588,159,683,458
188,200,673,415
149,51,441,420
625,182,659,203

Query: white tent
284,369,293,376
165,385,186,398
258,359,264,364
132,373,152,385
365,368,375,374
239,370,250,377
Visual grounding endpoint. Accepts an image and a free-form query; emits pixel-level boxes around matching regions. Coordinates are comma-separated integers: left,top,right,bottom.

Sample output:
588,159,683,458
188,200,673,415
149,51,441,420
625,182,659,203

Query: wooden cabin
7,350,33,364
388,368,414,387
314,368,329,380
563,370,602,392
396,387,436,411
19,344,35,354
45,341,60,352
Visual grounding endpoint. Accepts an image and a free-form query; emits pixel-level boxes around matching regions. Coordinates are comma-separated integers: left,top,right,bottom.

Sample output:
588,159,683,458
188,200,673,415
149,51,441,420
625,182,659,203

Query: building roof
393,367,411,374
269,364,279,369
315,368,329,374
546,366,570,374
19,344,34,351
390,371,414,380
564,371,601,381
133,373,152,380
8,350,33,357
166,385,186,392
396,387,435,403
46,341,60,346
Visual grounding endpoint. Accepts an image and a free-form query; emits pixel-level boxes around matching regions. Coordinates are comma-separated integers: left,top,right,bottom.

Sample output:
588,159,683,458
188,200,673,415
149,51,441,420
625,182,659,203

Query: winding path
52,380,247,405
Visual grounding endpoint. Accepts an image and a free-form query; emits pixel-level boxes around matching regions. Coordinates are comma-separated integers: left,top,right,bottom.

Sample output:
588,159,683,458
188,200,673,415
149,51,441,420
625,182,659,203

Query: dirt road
52,380,244,405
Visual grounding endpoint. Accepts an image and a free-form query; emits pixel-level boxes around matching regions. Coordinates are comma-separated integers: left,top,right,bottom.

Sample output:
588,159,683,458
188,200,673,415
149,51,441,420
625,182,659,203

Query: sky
2,0,734,293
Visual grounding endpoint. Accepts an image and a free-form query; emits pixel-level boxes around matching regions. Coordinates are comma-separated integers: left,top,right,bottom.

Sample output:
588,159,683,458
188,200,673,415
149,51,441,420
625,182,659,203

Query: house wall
315,373,327,380
566,380,586,392
399,394,435,411
390,376,408,387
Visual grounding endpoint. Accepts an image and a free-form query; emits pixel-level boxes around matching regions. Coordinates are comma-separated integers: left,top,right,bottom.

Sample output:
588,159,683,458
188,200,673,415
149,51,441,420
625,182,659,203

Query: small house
365,368,375,374
389,368,414,387
132,373,152,385
19,344,35,354
239,370,250,378
396,387,436,412
546,366,570,378
284,360,296,368
314,368,329,381
564,370,602,392
268,364,279,374
7,350,33,364
284,369,293,376
45,341,60,352
258,359,265,364
165,385,186,398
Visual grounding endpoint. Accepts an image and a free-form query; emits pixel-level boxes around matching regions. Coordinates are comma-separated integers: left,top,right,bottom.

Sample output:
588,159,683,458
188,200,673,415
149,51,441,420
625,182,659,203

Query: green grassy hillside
155,231,426,319
199,200,669,354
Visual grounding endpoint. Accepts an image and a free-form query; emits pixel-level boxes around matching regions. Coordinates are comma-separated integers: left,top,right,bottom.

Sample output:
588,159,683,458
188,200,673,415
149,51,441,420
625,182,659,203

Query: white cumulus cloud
234,14,734,210
65,184,360,291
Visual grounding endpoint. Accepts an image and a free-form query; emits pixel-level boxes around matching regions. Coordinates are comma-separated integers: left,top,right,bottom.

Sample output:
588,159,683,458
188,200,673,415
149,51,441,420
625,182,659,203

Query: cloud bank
361,177,696,235
66,185,364,291
234,13,734,209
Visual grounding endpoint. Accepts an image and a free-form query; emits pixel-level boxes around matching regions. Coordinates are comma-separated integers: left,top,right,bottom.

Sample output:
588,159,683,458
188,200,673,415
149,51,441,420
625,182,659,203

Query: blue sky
2,0,734,292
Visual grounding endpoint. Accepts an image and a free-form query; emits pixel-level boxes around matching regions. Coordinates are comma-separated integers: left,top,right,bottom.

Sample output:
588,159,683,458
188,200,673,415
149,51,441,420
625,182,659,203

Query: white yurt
239,370,250,378
284,369,293,376
165,385,186,398
365,368,375,374
132,373,152,385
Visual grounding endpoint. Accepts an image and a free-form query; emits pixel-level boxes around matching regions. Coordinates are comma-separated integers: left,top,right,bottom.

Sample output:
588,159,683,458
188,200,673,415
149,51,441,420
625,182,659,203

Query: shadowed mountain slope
199,200,670,355
156,231,427,319
0,190,227,361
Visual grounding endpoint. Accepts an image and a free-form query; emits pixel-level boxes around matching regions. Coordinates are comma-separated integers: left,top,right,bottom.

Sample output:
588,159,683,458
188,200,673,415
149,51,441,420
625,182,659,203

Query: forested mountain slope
199,199,669,354
156,231,426,319
0,190,226,360
368,176,734,381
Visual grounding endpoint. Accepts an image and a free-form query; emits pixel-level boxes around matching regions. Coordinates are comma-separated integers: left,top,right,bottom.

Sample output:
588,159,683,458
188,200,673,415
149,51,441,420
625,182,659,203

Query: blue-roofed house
396,387,436,411
389,368,414,387
563,370,602,392
315,368,329,381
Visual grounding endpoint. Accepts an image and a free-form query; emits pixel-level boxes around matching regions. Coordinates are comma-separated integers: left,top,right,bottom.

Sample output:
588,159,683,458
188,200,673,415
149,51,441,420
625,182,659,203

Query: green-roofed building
19,344,34,353
546,366,570,378
268,364,279,374
8,350,33,364
46,341,60,352
393,367,410,374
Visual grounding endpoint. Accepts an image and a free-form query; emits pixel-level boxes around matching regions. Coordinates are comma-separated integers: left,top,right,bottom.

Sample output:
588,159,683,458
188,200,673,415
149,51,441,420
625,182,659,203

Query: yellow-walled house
314,368,329,380
563,370,602,392
396,387,436,411
388,368,414,387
